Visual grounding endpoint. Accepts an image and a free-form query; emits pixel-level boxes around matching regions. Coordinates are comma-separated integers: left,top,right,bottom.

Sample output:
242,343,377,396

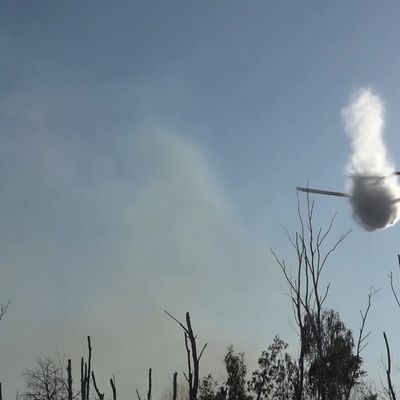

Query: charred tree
91,371,104,400
80,336,92,400
110,376,116,400
173,372,178,400
164,311,207,400
147,368,152,400
136,368,152,400
67,359,73,400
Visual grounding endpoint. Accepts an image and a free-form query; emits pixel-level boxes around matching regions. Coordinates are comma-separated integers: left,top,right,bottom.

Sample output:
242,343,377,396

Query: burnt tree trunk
86,336,92,400
91,371,104,400
80,336,92,400
173,372,177,400
110,377,117,400
67,359,73,400
164,311,207,400
147,368,152,400
80,357,85,400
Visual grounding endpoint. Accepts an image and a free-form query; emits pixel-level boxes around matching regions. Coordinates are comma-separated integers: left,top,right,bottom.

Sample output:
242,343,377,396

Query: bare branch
198,343,208,362
389,255,400,309
344,288,376,400
0,300,10,321
110,376,116,400
383,332,397,400
164,310,188,333
147,368,152,400
91,371,104,400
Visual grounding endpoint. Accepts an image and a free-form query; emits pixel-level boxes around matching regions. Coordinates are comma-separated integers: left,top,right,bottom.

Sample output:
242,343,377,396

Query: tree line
2,196,400,400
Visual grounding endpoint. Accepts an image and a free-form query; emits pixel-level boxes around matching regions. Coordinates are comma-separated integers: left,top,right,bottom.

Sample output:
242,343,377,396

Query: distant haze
343,89,400,230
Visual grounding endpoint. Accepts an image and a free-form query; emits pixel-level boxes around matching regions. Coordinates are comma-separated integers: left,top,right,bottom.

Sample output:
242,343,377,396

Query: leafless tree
164,311,207,400
343,288,376,400
22,357,69,400
80,337,92,400
136,368,153,400
271,193,371,400
383,255,400,400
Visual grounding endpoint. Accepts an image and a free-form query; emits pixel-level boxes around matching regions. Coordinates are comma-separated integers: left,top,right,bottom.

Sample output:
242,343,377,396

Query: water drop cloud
343,89,400,230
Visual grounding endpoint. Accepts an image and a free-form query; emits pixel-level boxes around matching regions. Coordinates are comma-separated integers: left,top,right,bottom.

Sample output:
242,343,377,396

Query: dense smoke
343,89,400,230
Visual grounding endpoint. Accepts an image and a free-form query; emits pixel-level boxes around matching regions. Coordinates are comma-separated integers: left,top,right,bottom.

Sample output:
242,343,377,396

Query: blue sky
2,1,400,398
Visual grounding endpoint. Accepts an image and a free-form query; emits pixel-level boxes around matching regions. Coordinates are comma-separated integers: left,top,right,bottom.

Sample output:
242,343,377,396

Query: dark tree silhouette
383,255,400,400
383,332,396,400
304,310,364,400
198,375,227,400
136,368,152,400
199,375,218,400
110,376,116,400
0,299,9,322
173,372,178,400
67,360,73,400
271,194,370,400
248,336,297,400
224,346,250,400
164,311,207,400
80,336,92,400
91,371,104,400
22,357,69,400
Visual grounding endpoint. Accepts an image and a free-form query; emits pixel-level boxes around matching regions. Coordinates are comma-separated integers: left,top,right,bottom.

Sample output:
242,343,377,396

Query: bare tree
136,368,152,400
343,289,376,400
22,357,69,400
164,311,207,400
383,255,400,400
271,193,370,400
80,337,92,400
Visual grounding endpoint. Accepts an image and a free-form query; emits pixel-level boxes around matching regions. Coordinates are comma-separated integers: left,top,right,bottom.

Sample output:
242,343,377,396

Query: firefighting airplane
296,172,400,198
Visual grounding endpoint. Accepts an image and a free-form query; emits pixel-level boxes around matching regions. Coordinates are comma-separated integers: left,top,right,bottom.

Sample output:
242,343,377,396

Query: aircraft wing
296,187,350,198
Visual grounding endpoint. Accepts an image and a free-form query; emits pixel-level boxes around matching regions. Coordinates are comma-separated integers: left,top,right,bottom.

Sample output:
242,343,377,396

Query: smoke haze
343,89,400,230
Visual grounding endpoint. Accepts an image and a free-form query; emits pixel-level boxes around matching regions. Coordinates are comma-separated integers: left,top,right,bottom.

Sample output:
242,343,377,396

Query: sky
2,1,400,398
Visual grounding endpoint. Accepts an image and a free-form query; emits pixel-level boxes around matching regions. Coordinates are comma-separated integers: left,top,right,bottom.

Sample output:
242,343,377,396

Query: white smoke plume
343,88,400,231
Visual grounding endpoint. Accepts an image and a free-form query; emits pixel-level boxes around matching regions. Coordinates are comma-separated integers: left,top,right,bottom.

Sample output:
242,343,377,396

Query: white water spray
343,89,400,230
